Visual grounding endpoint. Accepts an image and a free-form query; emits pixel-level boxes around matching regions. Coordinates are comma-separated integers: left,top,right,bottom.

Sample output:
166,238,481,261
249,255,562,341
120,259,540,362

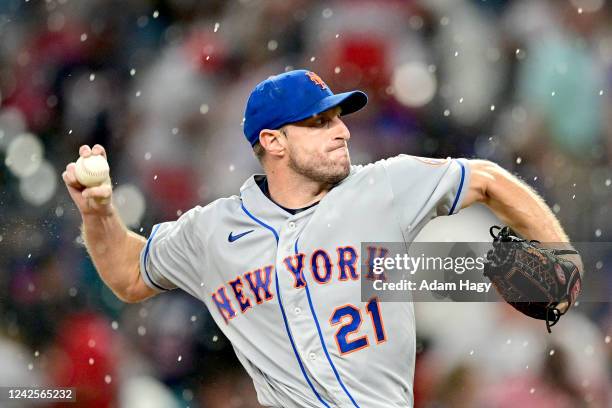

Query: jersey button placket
277,217,343,406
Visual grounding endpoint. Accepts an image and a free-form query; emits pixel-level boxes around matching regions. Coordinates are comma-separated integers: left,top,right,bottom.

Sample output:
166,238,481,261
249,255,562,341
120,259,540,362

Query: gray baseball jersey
139,154,470,408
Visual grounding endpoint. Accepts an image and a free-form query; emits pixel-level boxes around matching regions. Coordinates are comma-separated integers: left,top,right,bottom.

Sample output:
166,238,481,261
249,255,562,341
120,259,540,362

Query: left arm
461,159,568,243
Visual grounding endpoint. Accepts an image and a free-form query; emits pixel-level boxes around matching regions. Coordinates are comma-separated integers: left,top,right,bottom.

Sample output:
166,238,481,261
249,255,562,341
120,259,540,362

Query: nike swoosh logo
228,230,254,243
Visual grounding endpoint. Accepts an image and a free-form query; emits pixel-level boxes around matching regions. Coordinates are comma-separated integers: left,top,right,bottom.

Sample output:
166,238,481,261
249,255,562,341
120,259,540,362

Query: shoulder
181,195,242,224
192,195,242,215
348,155,456,178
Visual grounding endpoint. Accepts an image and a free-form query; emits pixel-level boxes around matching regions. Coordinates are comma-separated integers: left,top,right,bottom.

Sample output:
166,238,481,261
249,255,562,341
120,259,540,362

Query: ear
259,129,286,158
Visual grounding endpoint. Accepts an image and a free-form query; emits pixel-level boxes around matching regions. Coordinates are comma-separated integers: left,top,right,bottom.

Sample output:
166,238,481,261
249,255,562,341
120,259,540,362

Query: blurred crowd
0,0,610,406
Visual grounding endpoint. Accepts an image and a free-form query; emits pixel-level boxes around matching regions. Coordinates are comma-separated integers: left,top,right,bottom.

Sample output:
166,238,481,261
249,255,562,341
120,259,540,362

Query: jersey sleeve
139,205,208,297
382,155,470,233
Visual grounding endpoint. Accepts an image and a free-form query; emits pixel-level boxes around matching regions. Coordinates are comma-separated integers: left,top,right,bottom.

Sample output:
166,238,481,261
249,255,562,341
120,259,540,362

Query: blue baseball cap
243,69,368,146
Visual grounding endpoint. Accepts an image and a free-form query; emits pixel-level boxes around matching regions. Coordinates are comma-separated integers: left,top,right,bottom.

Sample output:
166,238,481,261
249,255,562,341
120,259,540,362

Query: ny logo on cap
306,71,327,90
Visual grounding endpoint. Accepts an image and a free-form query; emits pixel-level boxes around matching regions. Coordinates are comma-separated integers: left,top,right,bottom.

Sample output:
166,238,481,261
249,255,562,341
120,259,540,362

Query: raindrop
392,63,437,107
443,109,450,117
105,375,112,384
605,336,610,344
144,152,151,160
212,335,218,342
490,105,495,111
130,68,136,76
89,73,95,81
114,184,147,228
191,315,197,322
153,10,159,18
177,355,182,362
334,66,341,74
229,164,235,172
549,349,555,356
267,40,278,51
135,91,141,97
516,157,522,164
138,326,146,336
111,321,119,330
19,161,57,206
89,358,95,365
322,8,333,18
5,133,44,178
183,389,194,401
200,104,209,114
80,33,88,42
214,22,220,32
595,229,601,237
529,388,535,394
310,56,316,62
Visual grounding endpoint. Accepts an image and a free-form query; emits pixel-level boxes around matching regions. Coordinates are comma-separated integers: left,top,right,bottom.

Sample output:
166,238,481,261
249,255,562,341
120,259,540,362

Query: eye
315,117,331,127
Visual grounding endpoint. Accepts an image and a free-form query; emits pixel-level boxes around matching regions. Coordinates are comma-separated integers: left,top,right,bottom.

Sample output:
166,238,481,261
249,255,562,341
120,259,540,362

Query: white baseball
75,155,110,187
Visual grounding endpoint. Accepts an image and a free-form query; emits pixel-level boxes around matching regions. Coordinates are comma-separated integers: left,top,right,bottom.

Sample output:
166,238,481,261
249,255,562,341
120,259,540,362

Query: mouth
328,143,347,153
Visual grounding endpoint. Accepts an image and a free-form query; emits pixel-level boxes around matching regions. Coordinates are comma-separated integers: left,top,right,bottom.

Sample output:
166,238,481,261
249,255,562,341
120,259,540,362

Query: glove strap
545,307,562,333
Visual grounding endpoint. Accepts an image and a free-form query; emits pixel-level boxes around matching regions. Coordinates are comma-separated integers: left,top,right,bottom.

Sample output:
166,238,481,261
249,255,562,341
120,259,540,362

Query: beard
287,147,351,186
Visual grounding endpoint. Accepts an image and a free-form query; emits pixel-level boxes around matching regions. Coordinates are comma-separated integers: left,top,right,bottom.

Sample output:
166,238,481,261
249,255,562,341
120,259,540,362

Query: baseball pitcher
63,70,582,407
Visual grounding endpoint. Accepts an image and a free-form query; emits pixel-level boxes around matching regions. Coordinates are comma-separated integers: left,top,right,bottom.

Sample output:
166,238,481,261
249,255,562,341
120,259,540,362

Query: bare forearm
81,207,146,301
483,165,568,242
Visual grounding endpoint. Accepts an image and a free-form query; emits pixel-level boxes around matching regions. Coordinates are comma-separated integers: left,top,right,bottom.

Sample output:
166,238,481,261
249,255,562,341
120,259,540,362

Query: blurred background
0,0,610,406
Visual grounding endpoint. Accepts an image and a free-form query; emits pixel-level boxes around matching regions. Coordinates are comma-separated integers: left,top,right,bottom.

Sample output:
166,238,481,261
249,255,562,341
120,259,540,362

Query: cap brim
330,90,368,116
288,90,368,125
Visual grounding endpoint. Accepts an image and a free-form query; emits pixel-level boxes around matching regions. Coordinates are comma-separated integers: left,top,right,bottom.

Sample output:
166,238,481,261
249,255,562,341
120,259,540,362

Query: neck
265,167,331,209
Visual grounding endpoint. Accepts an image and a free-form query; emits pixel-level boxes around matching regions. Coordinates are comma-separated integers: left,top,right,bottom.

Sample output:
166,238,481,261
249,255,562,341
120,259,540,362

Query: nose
332,117,350,141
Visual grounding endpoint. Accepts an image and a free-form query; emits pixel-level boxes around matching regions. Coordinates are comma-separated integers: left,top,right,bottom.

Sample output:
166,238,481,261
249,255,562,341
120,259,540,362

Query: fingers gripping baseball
63,144,113,215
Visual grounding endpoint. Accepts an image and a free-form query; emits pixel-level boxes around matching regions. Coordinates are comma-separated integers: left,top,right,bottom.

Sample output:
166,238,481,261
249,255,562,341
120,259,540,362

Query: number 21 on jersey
330,297,387,354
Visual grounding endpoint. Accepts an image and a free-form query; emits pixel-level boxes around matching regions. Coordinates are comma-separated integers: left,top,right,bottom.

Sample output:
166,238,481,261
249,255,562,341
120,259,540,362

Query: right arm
63,144,157,303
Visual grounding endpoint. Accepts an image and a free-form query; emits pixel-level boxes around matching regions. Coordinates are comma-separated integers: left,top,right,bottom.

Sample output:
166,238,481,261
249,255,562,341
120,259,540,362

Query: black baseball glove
483,226,582,332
